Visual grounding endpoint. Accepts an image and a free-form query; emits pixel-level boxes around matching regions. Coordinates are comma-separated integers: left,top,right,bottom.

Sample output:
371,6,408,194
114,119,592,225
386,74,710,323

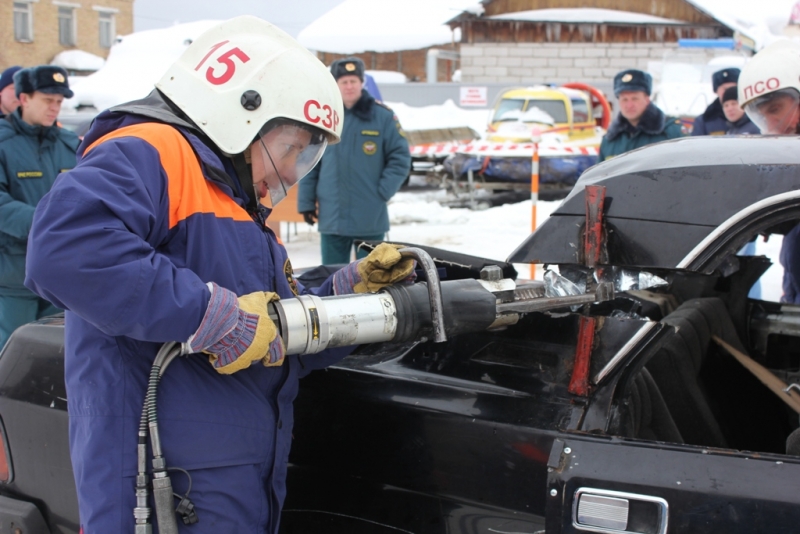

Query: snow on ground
282,191,552,279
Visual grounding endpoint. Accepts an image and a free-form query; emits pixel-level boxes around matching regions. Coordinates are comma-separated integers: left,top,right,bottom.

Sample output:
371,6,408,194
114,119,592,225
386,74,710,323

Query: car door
545,194,800,534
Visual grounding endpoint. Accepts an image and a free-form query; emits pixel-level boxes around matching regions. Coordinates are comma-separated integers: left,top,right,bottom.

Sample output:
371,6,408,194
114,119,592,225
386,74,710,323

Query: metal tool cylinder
272,278,502,355
274,292,399,355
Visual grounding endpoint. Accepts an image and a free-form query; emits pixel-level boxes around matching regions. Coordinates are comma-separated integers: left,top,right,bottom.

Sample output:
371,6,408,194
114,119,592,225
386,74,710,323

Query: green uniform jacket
599,103,684,162
298,89,411,236
0,110,79,295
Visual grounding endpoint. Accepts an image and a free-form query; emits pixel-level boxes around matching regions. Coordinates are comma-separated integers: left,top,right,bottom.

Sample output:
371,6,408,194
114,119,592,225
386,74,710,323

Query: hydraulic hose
135,342,182,534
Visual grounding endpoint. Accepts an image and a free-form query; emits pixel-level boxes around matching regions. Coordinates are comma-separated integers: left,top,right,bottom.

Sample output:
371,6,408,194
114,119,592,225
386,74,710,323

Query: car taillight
0,417,11,482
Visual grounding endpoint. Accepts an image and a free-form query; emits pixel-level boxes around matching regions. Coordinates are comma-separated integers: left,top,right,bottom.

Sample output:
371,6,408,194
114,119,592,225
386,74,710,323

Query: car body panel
547,435,800,534
510,136,800,269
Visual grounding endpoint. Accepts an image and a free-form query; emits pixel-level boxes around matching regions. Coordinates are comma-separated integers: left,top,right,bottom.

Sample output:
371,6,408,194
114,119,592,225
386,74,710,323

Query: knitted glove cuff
187,282,239,353
332,260,362,296
206,310,259,369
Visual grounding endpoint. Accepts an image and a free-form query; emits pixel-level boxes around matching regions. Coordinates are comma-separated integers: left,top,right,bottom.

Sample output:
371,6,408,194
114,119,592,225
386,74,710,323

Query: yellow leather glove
190,284,285,375
354,243,416,293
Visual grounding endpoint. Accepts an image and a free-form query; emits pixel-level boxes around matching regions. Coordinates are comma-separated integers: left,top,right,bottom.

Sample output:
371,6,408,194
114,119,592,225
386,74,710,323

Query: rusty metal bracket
584,184,607,269
569,315,597,396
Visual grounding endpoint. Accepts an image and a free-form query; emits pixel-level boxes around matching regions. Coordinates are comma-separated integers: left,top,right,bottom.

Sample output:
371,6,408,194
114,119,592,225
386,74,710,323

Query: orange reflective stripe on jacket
84,123,251,229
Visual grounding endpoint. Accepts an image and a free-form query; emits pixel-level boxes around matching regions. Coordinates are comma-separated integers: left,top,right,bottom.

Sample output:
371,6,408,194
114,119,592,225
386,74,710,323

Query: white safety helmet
739,39,800,135
156,16,343,204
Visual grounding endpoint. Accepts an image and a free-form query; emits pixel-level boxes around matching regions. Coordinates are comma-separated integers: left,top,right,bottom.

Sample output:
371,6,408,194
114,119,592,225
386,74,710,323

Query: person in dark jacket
0,66,22,119
298,57,411,264
721,85,760,135
23,17,414,533
0,65,78,348
692,67,740,136
598,69,684,162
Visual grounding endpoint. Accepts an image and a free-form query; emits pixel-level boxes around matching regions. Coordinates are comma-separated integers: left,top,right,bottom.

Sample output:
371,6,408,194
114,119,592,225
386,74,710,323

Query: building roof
297,0,477,54
489,8,685,25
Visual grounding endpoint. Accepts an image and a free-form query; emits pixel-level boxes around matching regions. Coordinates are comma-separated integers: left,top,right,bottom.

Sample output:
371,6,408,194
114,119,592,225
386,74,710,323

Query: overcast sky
133,0,346,37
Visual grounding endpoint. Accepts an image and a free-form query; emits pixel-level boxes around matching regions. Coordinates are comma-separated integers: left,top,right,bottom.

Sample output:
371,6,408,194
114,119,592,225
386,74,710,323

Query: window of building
98,11,115,48
58,6,76,46
13,2,33,42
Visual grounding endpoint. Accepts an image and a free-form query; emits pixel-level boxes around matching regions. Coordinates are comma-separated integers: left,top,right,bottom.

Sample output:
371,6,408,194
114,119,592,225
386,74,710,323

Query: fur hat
613,69,652,97
721,85,739,105
330,57,365,82
0,66,22,92
712,68,740,93
13,65,74,99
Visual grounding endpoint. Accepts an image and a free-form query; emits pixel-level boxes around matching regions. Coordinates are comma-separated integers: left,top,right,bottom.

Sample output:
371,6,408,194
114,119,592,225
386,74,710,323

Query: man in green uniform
298,57,411,264
599,69,684,162
0,65,79,347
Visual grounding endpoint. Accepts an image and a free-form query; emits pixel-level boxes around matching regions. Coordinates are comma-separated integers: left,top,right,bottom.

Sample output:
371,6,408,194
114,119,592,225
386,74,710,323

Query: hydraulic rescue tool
135,248,614,532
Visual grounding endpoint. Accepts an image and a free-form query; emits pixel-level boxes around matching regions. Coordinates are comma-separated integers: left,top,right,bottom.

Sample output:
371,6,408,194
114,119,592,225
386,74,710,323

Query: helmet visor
743,88,800,135
253,119,327,206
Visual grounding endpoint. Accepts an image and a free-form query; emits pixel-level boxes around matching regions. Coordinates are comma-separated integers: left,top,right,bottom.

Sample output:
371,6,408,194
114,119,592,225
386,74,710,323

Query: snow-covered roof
686,0,795,50
297,0,480,54
489,8,683,25
51,50,106,71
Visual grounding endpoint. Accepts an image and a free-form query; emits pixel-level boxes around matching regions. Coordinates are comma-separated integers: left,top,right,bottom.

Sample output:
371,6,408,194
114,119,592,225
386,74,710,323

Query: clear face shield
251,119,328,205
743,88,800,135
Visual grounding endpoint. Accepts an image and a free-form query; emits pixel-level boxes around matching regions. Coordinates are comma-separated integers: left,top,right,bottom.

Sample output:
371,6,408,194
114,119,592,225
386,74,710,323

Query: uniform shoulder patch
284,258,299,296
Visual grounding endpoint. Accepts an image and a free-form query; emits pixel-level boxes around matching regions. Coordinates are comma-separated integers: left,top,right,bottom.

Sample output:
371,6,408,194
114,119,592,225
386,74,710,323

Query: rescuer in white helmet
740,39,800,303
739,39,800,135
23,16,414,533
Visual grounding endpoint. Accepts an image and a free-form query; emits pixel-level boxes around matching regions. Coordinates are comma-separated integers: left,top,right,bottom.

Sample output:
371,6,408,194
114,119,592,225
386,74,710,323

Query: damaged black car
0,135,799,533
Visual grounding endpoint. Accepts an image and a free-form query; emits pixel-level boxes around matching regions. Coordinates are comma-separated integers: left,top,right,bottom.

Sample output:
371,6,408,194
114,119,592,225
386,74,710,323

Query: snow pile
366,70,407,84
64,20,220,111
385,99,491,137
297,0,477,53
51,50,106,72
491,8,683,25
283,192,549,275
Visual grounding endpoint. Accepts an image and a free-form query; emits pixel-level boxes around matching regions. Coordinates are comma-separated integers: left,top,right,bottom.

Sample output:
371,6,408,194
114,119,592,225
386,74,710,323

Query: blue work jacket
297,89,411,236
0,110,78,296
691,99,728,136
24,106,351,533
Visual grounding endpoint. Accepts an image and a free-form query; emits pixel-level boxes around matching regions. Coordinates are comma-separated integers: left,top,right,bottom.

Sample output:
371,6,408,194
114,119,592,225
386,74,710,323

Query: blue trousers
321,233,384,264
0,293,60,348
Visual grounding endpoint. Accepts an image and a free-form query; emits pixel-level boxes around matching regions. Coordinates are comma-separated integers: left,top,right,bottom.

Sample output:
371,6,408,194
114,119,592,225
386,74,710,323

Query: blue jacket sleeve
297,163,319,213
0,153,36,241
691,114,706,136
377,112,411,202
24,137,209,342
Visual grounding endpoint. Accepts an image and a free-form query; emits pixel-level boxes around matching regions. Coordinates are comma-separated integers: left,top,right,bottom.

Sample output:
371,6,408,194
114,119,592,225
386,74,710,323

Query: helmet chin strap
232,152,259,215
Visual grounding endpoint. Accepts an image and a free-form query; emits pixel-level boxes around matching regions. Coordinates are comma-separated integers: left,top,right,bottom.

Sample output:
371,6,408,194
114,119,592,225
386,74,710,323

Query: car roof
509,135,800,269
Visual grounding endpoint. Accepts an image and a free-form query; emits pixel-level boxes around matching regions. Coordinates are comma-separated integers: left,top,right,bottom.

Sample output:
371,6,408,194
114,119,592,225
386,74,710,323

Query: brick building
451,0,741,85
0,0,133,70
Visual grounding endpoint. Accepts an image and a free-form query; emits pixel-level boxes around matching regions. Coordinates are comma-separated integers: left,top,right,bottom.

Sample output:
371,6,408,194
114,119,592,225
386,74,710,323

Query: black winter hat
330,57,365,82
712,68,740,93
0,66,22,92
721,85,739,105
13,65,74,99
613,69,652,97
